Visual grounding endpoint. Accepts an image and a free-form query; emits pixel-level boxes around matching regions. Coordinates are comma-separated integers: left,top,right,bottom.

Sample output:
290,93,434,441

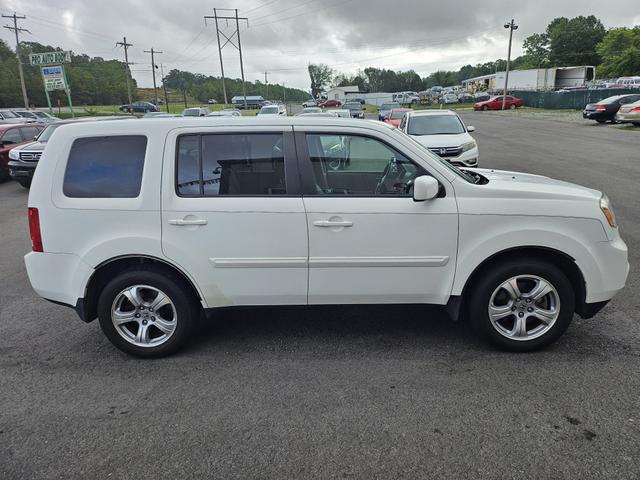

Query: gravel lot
1,112,638,479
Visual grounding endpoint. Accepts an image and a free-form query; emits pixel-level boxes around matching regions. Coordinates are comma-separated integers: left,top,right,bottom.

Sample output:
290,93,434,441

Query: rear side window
176,133,286,196
63,135,147,198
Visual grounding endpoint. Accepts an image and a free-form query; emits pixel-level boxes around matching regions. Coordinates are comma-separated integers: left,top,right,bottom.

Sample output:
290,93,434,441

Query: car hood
11,140,45,152
471,168,601,201
411,132,472,147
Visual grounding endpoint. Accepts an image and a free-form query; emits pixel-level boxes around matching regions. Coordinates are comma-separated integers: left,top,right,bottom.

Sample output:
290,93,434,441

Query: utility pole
264,71,268,100
116,37,133,106
160,63,170,113
144,47,163,106
502,19,518,111
204,8,249,109
2,13,30,108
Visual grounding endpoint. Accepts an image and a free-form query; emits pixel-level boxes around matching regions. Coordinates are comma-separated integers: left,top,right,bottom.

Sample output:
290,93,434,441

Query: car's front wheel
482,105,489,111
18,178,31,188
469,259,575,352
97,269,198,357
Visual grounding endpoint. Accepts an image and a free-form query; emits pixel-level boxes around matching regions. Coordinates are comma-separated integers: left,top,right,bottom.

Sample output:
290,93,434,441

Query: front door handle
168,218,208,226
313,220,353,228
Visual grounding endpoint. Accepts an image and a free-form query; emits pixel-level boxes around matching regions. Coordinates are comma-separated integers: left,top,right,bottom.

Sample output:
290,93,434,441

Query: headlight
461,140,477,152
8,149,19,160
600,194,617,228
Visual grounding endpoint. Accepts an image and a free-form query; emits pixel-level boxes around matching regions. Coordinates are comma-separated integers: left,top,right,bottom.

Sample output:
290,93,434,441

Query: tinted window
1,128,23,144
176,133,286,196
63,136,147,198
21,126,41,140
306,134,426,196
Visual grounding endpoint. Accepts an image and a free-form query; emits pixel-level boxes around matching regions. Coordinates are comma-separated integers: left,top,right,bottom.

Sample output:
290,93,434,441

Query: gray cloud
1,0,639,91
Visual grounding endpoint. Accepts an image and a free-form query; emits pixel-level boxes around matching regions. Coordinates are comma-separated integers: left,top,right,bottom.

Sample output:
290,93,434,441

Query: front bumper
446,147,479,168
585,233,629,304
8,160,36,179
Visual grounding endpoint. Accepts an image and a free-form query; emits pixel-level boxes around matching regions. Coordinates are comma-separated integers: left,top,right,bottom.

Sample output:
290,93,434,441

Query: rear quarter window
63,135,147,198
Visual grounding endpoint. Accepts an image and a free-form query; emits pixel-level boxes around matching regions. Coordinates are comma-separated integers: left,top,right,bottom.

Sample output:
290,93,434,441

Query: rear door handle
313,220,353,228
168,218,208,226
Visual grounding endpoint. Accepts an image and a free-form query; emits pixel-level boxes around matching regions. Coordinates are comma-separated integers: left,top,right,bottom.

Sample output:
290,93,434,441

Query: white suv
399,110,478,167
25,117,628,357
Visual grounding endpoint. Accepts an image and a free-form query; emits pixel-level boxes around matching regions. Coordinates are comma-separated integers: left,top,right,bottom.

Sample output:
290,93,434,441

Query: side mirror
413,175,440,202
467,125,475,132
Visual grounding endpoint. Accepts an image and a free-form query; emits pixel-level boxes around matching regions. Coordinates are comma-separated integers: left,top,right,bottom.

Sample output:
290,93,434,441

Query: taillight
595,105,606,110
631,107,640,112
28,207,43,252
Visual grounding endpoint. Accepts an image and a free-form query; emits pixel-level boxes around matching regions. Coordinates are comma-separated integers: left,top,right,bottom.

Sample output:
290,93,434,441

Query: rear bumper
615,112,640,123
25,252,93,312
583,111,611,120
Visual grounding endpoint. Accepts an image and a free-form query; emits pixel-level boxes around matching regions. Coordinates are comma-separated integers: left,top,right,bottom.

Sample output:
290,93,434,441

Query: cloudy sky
1,0,639,92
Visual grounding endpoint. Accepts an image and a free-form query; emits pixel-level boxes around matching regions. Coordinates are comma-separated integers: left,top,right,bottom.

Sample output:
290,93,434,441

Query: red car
384,108,412,127
474,95,523,111
319,99,342,108
0,123,44,181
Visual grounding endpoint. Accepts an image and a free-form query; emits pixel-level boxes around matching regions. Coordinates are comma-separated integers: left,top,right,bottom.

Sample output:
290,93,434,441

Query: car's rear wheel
18,178,31,188
482,105,489,111
509,103,516,110
596,119,606,124
633,122,640,127
469,259,575,352
97,269,198,357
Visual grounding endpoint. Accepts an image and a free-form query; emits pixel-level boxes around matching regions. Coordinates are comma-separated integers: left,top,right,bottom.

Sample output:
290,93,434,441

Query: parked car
119,101,158,113
457,92,475,103
182,107,211,117
348,98,366,105
207,99,218,104
258,104,287,116
207,110,241,117
326,109,351,118
392,92,420,105
398,109,478,168
297,107,323,115
474,96,523,111
143,112,180,118
615,76,640,88
383,108,412,128
378,102,401,121
342,102,365,118
441,93,459,105
12,110,59,124
583,94,640,123
7,117,134,188
302,99,318,108
23,116,628,357
0,123,44,183
319,99,342,108
473,92,491,102
0,109,36,124
221,108,242,116
615,100,640,126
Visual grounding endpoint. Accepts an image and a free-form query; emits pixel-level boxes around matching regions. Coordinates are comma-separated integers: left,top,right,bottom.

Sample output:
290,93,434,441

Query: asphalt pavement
0,111,638,479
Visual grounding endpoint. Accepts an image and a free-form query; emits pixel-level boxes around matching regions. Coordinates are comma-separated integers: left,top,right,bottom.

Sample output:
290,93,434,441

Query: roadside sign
42,66,67,92
30,51,72,66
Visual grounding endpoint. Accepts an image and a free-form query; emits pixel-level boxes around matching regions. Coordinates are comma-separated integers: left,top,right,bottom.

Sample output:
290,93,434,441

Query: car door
161,125,309,308
295,127,458,305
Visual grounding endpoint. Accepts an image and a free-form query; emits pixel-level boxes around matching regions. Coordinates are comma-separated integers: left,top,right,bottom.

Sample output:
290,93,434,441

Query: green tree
308,63,333,97
596,27,640,78
546,16,606,66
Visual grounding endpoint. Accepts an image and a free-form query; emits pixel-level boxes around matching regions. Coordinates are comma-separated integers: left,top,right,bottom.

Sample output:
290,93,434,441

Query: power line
243,0,281,15
2,12,30,108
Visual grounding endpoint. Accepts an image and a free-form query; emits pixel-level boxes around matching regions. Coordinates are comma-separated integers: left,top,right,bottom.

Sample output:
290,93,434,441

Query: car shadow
184,304,479,357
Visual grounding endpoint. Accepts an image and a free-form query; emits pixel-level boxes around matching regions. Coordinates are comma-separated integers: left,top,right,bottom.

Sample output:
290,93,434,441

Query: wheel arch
457,246,586,319
81,255,204,323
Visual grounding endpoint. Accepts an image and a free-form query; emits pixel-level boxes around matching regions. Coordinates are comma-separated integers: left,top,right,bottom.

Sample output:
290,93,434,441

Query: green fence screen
511,88,640,109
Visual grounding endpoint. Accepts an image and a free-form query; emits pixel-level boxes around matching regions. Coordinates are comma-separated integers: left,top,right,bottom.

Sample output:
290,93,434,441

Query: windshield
390,110,408,120
343,103,361,110
0,110,19,118
393,128,477,184
381,103,400,110
303,107,321,113
407,115,465,135
260,107,279,114
36,124,59,142
33,112,50,118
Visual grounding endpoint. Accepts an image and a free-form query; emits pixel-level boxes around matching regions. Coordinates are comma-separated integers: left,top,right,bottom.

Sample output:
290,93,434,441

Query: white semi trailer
495,66,596,91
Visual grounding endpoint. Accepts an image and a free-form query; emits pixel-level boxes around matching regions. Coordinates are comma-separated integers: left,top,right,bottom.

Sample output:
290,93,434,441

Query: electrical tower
116,37,134,106
204,8,249,109
2,12,30,108
144,48,163,106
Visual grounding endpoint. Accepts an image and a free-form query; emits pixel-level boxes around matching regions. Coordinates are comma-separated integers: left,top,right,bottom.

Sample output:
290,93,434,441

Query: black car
583,94,640,123
119,101,159,113
342,102,365,119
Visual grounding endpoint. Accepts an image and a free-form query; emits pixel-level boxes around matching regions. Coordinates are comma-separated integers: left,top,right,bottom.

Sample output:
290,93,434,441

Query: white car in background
399,109,478,167
258,104,287,116
326,109,351,118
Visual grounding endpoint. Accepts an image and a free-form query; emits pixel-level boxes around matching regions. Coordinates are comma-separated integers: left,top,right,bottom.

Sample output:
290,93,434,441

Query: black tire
482,105,489,111
468,258,575,352
633,123,640,127
509,103,516,110
596,119,606,124
97,268,198,357
18,178,31,189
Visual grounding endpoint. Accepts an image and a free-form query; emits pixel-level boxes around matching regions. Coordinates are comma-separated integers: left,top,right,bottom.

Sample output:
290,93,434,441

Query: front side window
177,133,286,196
63,135,147,198
306,134,426,196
